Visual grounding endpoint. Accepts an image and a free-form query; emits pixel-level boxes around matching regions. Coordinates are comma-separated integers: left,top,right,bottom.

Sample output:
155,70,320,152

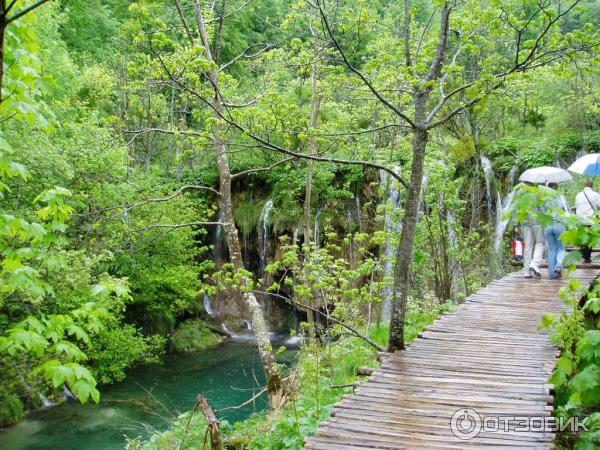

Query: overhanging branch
254,290,386,352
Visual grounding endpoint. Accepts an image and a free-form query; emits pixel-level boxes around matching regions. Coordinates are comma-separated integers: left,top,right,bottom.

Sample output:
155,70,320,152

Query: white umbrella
568,153,600,176
519,166,572,184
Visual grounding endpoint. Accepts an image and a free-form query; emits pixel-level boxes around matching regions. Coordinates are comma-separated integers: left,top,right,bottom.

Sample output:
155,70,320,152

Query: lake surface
0,339,297,450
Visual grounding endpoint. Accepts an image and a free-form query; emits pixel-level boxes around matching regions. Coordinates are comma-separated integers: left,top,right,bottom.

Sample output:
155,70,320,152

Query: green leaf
51,365,74,388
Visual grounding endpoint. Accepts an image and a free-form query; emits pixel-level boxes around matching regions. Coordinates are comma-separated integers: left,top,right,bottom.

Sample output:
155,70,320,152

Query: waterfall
355,194,362,231
493,190,516,258
39,393,55,409
63,385,78,401
507,165,518,191
222,323,232,336
380,167,402,322
418,173,429,213
15,363,55,409
314,207,322,247
243,233,249,265
292,224,300,246
258,199,273,276
213,212,224,264
480,155,494,224
447,210,457,244
203,293,214,317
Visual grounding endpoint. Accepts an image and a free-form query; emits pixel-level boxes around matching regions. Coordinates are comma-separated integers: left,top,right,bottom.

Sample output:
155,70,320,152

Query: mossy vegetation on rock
171,320,224,353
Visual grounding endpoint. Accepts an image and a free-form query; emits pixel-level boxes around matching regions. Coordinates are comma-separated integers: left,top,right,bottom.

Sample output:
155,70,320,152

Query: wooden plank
304,268,598,449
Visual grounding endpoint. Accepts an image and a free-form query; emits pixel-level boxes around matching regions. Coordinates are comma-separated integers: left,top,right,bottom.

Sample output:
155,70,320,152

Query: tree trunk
175,115,184,181
303,64,321,245
192,0,285,409
197,396,222,450
303,63,320,324
212,97,284,407
0,1,6,104
388,115,428,352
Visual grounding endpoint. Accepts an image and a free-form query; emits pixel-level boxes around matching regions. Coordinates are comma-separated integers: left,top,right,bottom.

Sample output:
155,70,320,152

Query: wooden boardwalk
305,268,598,449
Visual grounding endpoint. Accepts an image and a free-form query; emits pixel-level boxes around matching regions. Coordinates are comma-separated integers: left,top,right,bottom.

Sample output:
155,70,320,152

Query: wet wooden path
305,268,598,449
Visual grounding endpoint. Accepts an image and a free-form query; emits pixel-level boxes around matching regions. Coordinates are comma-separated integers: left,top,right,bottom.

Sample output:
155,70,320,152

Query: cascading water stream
507,165,518,191
203,293,214,317
258,199,273,277
354,194,362,231
314,207,322,247
380,167,402,322
14,364,55,409
480,155,494,224
494,190,516,261
214,212,224,264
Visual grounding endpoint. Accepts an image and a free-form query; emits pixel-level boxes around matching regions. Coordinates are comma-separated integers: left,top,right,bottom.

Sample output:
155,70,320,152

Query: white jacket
575,187,600,221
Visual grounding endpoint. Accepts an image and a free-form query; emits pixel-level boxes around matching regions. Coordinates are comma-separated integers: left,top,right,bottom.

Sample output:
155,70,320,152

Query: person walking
522,218,544,278
514,182,544,278
543,183,570,279
574,179,600,263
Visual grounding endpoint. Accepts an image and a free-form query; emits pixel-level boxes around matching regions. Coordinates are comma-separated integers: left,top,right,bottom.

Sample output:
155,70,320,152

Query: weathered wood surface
305,269,598,449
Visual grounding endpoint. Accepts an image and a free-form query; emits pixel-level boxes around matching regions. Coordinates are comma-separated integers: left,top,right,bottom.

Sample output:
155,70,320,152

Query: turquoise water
0,340,296,450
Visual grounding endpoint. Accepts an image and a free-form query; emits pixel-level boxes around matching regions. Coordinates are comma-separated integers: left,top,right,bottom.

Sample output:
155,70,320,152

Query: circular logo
450,408,482,440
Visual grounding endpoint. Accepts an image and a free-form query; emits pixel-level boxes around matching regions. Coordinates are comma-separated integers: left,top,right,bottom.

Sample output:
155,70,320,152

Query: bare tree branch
403,0,411,67
413,7,437,72
315,0,417,129
423,3,450,83
6,0,51,23
5,0,18,15
428,80,504,129
220,43,275,72
514,0,582,70
205,0,250,25
79,184,220,217
215,387,268,412
157,56,411,188
171,0,196,45
254,290,386,352
134,221,223,232
231,156,295,179
223,94,264,108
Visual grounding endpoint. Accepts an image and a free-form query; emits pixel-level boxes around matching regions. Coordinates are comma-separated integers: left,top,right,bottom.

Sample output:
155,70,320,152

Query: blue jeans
544,223,565,276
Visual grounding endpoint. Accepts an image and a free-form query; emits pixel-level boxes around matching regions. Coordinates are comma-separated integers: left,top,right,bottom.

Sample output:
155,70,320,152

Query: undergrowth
130,301,454,450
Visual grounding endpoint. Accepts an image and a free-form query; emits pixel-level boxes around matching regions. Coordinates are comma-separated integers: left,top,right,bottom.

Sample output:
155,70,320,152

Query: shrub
171,320,223,353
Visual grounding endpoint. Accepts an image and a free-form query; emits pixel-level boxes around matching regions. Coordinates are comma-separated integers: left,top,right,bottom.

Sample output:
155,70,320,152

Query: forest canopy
0,0,599,448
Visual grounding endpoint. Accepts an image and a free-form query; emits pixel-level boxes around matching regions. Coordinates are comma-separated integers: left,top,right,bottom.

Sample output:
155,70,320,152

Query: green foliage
1,0,598,439
170,320,223,353
134,303,451,450
87,325,165,384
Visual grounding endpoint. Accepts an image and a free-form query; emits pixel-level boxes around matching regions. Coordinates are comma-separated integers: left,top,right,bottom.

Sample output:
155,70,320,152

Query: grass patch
171,320,223,353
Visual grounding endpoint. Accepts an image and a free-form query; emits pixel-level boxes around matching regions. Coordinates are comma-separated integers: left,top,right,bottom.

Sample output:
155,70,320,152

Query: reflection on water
0,340,297,450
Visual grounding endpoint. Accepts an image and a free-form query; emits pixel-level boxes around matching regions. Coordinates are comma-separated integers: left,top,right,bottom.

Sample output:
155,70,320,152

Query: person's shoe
550,273,560,280
531,266,542,278
584,259,592,264
556,266,563,276
524,273,532,279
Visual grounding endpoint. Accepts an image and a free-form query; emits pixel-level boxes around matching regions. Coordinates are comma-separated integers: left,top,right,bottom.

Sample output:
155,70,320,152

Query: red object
513,239,523,258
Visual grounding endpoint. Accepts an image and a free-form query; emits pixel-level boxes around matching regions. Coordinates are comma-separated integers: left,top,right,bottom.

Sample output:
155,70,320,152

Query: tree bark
303,63,321,245
388,93,429,352
0,1,6,104
197,396,222,450
303,64,321,325
192,0,285,409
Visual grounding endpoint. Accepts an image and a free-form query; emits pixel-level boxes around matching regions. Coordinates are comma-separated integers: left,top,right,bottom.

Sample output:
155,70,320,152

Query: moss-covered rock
171,320,223,353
